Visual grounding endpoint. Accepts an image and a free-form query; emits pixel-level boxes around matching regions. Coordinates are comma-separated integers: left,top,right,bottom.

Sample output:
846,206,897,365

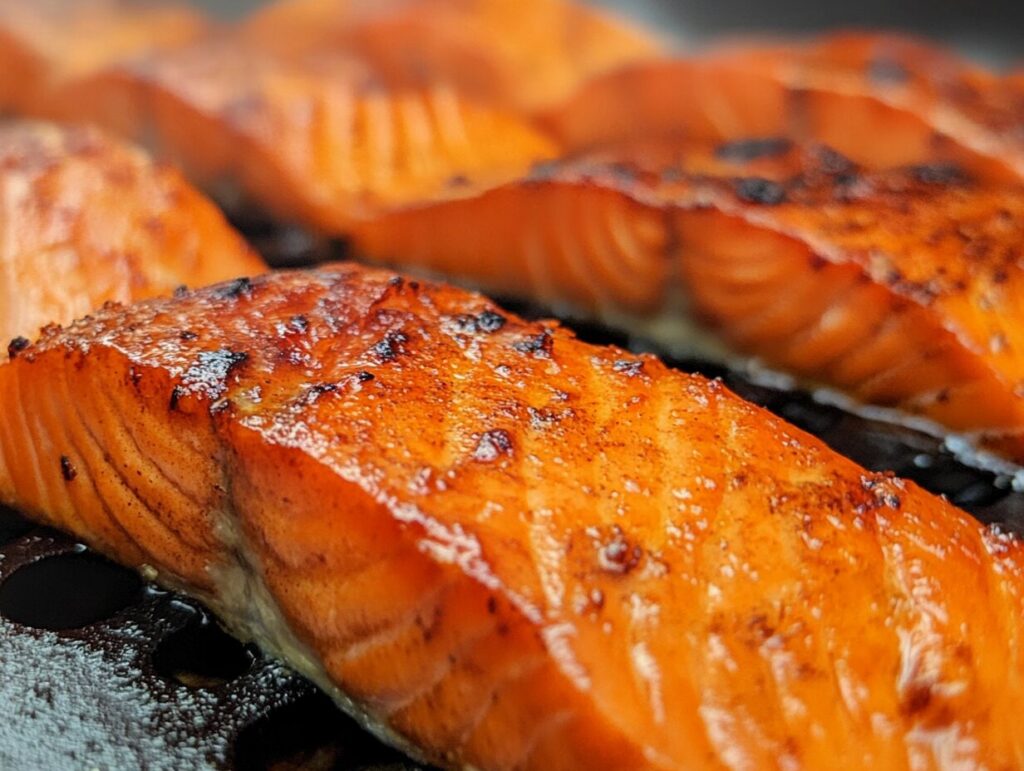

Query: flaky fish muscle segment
0,121,265,352
0,0,208,117
239,0,663,110
3,263,1024,769
64,39,558,230
350,144,1024,463
545,32,1024,182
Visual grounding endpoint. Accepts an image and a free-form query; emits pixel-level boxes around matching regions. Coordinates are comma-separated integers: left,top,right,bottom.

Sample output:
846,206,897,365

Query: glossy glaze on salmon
544,32,1024,183
350,143,1024,463
0,120,264,350
240,0,663,110
0,0,208,118
3,263,1024,769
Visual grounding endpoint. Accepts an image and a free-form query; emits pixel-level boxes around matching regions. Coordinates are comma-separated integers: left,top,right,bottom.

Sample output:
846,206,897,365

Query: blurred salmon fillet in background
545,32,1024,183
0,120,264,350
239,0,664,110
67,39,560,228
0,0,209,116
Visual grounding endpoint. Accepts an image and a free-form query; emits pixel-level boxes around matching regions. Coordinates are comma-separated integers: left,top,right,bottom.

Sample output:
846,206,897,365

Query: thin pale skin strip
2,265,1024,768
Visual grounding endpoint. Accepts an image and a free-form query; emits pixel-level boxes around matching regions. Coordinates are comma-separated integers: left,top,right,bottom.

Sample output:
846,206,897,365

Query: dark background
204,0,1024,65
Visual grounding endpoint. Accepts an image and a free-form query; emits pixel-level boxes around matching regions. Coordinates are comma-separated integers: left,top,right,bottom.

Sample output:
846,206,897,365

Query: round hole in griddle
0,551,143,630
152,615,255,688
0,505,33,544
232,688,413,770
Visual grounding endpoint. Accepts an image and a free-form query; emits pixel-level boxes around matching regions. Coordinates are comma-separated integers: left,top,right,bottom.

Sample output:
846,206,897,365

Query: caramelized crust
0,121,264,348
2,264,1024,769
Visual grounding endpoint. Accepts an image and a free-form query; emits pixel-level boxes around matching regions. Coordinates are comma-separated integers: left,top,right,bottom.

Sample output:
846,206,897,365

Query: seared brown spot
371,331,409,363
613,359,645,377
901,684,932,716
716,137,792,162
451,309,507,335
598,528,643,575
169,386,184,411
816,146,857,176
7,337,30,359
474,430,513,462
59,456,77,482
215,277,253,300
513,329,553,357
910,163,968,186
735,177,787,205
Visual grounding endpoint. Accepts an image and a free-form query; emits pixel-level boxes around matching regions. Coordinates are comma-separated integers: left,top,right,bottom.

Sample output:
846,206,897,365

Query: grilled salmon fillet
0,120,264,350
350,142,1024,463
57,38,558,229
2,263,1024,769
0,0,207,118
544,32,1024,183
239,0,663,110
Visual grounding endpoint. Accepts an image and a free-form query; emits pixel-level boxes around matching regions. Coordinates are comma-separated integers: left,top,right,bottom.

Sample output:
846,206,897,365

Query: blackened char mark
716,137,793,162
734,177,787,205
7,337,30,359
171,349,251,410
613,359,645,377
910,163,969,186
59,455,77,482
452,309,508,335
215,277,253,300
513,329,553,357
474,429,514,462
371,331,409,363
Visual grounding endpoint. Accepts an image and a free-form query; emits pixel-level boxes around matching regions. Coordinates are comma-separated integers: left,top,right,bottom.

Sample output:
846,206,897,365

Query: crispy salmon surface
240,0,663,110
0,0,208,117
0,121,265,349
350,143,1024,462
544,32,1024,182
2,264,1024,769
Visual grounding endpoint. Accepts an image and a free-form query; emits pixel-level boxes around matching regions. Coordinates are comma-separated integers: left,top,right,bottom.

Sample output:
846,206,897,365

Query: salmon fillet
543,32,1024,183
0,0,208,118
2,263,1024,769
0,120,265,350
349,142,1024,463
239,0,663,110
57,38,558,229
